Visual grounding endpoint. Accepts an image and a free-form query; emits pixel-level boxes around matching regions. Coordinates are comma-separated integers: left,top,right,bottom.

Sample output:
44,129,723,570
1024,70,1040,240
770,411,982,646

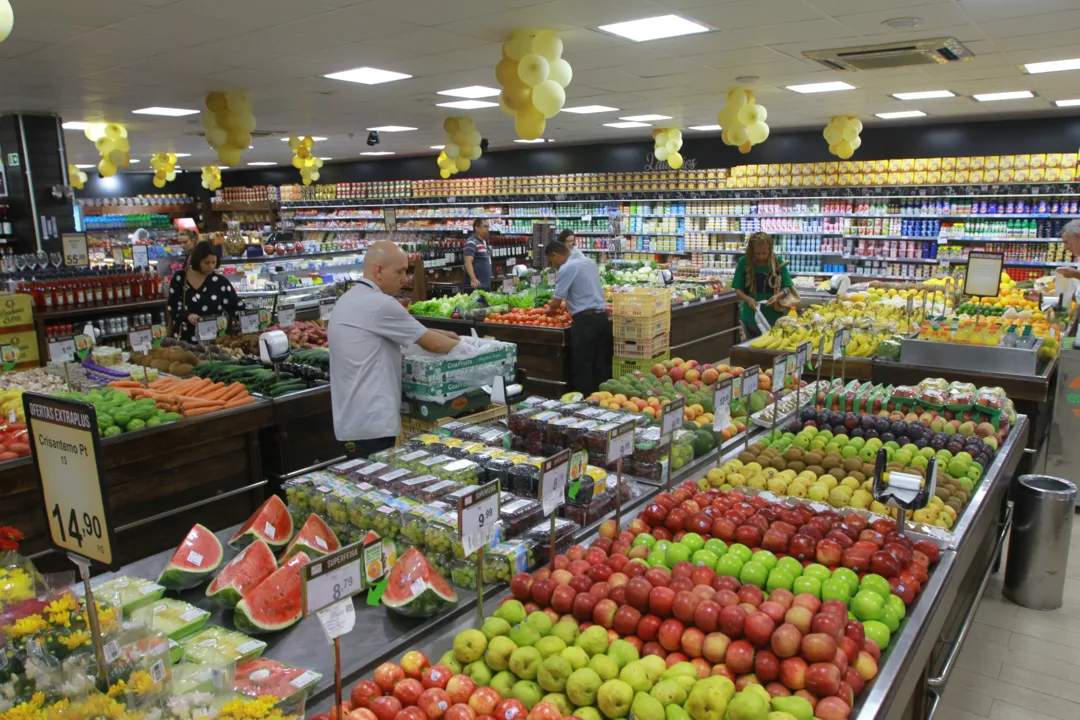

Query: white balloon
444,142,460,159
654,146,669,162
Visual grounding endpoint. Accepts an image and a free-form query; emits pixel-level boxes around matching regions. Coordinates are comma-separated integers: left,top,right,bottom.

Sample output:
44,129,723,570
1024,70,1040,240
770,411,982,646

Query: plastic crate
613,351,669,378
612,288,670,318
613,314,671,341
399,404,509,444
613,333,670,359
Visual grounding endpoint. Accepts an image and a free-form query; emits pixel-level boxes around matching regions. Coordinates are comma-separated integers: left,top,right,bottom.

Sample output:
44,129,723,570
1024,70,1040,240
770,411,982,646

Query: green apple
691,549,719,569
879,606,901,634
632,534,656,548
647,552,669,568
739,560,769,589
653,540,672,554
716,554,743,578
751,550,778,571
727,543,753,564
859,574,892,599
792,575,822,598
803,563,832,582
766,569,795,593
681,533,705,553
832,567,860,596
820,578,852,604
704,538,728,556
885,594,906,620
851,590,886,622
776,556,803,578
665,543,692,567
863,620,891,649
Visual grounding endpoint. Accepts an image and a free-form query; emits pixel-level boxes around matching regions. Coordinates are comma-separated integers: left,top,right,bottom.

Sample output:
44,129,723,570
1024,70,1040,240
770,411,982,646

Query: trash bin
1004,474,1077,610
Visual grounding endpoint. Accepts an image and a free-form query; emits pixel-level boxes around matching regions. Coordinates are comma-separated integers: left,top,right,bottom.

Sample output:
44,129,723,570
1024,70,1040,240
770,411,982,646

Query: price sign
741,365,759,397
128,329,152,353
772,354,789,396
23,393,115,567
713,377,733,433
112,248,125,266
319,299,335,321
301,541,364,617
501,278,513,294
258,308,272,329
131,244,149,270
362,536,384,585
151,325,166,347
239,313,260,335
939,257,950,273
529,274,540,288
796,342,810,374
540,449,570,516
62,233,89,267
458,482,500,558
197,318,218,342
216,315,228,338
906,296,914,317
661,396,686,436
48,337,76,364
606,421,635,463
74,334,93,360
278,304,296,328
567,450,588,503
836,329,851,358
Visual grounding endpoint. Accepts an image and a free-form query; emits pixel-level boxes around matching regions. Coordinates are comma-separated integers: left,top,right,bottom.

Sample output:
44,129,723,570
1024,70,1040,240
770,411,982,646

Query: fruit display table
669,292,741,365
730,340,875,382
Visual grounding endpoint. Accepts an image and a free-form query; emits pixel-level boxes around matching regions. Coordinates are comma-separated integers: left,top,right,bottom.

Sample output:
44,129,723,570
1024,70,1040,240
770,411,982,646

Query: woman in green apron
731,232,795,339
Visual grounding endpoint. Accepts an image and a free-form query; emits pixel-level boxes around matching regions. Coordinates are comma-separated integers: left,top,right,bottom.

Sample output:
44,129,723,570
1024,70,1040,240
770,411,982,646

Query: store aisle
937,515,1080,720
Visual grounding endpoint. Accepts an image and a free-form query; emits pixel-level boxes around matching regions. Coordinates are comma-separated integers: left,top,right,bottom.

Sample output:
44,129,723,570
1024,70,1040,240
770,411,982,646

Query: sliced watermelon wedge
158,524,224,590
382,548,457,618
230,496,293,551
206,540,277,608
282,514,340,559
234,551,310,634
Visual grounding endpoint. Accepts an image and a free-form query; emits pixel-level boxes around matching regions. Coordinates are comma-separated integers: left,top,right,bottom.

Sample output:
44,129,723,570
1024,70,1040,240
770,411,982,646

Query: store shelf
80,204,195,216
219,247,367,264
281,215,384,221
843,256,939,264
294,226,382,232
34,298,165,321
211,202,277,212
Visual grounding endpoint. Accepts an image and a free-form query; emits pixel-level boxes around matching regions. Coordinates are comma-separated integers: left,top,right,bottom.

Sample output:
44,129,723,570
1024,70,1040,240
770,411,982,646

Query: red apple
702,632,732,664
680,626,706,658
690,657,712,679
811,613,845,644
666,651,689,667
592,599,618,628
613,605,642,636
658,618,686,651
445,676,476,706
844,666,865,696
719,605,747,638
744,612,776,648
637,614,662,642
738,584,764,607
714,589,740,607
758,601,786,625
642,641,666,658
551,585,577,614
568,560,590,576
735,524,763,548
765,682,791,699
770,623,802,658
531,579,556,607
712,518,737,541
712,664,736,683
649,586,676,617
670,577,694,594
587,564,613,583
840,637,860,666
854,650,879,681
673,591,701,624
494,699,527,720
788,534,817,562
783,606,813,636
841,548,871,574
820,600,849,618
374,663,405,693
644,567,672,587
725,639,755,675
767,589,794,609
691,565,717,588
588,581,611,599
814,697,850,720
421,665,452,690
864,638,881,664
800,633,838,663
572,592,597,622
371,698,403,720
754,649,780,682
510,574,534,601
778,657,808,691
348,710,377,720
815,540,844,567
693,600,722,633
845,621,865,650
692,585,717,603
792,594,821,614
394,679,424,707
351,681,382,710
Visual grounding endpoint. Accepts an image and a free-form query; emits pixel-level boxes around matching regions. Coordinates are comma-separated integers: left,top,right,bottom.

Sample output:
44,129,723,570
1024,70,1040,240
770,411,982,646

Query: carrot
220,384,248,402
109,381,143,389
203,383,230,401
181,407,218,417
223,396,256,408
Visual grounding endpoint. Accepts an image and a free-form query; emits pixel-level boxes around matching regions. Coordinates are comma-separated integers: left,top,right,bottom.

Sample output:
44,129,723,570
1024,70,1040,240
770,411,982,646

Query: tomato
0,452,20,462
8,442,30,456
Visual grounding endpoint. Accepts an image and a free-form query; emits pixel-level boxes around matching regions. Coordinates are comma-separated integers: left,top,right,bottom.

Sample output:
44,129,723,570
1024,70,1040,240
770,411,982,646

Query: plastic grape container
483,539,536,583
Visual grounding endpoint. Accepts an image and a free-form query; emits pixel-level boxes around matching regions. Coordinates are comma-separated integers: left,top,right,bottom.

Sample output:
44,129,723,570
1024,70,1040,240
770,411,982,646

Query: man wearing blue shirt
545,241,611,395
463,218,492,290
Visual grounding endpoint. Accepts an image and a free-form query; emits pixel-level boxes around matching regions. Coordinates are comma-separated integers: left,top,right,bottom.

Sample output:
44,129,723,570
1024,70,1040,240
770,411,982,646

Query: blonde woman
731,232,795,339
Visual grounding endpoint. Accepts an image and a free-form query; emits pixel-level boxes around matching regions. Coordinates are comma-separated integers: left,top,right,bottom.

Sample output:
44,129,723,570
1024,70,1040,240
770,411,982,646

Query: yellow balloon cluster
437,117,483,178
84,124,131,177
718,89,770,154
150,152,178,189
288,136,323,185
651,128,685,169
0,0,13,44
496,29,572,140
824,116,863,159
202,92,256,166
68,164,87,190
201,166,222,191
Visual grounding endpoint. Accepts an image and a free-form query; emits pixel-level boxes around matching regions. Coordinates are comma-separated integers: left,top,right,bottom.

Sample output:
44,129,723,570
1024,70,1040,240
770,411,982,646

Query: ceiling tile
733,18,855,45
280,8,421,42
833,4,971,36
691,0,826,29
978,9,1080,39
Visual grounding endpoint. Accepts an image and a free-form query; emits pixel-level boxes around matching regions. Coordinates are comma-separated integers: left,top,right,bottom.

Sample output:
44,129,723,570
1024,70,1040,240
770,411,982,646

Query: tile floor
937,513,1080,720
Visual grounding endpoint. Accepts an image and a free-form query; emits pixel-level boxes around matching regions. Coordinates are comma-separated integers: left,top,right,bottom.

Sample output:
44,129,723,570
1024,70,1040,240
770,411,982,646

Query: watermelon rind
234,551,310,634
206,540,277,608
230,495,294,550
158,523,224,590
282,514,340,560
382,548,458,618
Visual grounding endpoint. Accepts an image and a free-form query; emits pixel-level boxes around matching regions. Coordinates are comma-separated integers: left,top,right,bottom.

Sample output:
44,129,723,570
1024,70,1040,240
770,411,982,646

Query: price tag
258,308,272,329
315,598,356,642
606,421,635,463
772,354,789,395
540,449,570,516
741,365,759,396
216,315,228,338
836,329,851,358
457,482,500,558
128,329,152,353
132,244,149,269
112,248,125,265
567,450,588,502
785,353,797,385
319,299,335,320
796,342,810,373
62,233,89,267
713,378,733,432
23,393,115,567
939,257,950,272
239,313,260,334
48,337,76,364
906,296,914,317
74,334,93,360
301,541,364,617
501,278,513,294
661,396,685,436
151,325,166,341
278,305,296,328
529,274,540,288
197,318,218,342
363,536,384,585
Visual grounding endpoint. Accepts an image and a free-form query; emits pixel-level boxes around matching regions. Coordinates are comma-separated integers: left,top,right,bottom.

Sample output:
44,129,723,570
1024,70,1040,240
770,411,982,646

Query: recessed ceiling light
973,90,1034,101
604,122,651,128
881,17,923,29
689,125,722,131
514,139,546,143
1022,58,1080,74
323,66,412,85
437,86,501,99
430,145,445,150
247,162,276,166
436,100,499,109
620,114,672,122
360,151,395,156
62,121,95,130
893,90,954,100
132,107,199,117
1055,99,1080,107
127,159,140,164
172,153,191,158
562,105,620,114
320,157,333,160
280,136,327,142
599,14,710,42
74,164,94,169
875,110,926,119
786,81,855,94
367,126,416,132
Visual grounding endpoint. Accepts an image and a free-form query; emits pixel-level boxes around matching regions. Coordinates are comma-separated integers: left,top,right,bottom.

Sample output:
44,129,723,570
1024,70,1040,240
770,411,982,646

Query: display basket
613,333,671,359
613,350,669,378
613,314,671,341
612,288,670,318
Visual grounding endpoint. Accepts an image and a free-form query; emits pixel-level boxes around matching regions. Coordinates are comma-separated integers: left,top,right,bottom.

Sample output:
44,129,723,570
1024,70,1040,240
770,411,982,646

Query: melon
206,540,277,608
382,548,457,618
282,514,340,559
158,524,224,590
234,551,310,634
230,495,293,551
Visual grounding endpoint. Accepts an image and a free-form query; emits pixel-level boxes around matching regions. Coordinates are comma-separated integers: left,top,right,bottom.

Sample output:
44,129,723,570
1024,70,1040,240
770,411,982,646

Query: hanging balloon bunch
823,116,863,159
68,164,87,190
651,128,685,169
288,136,323,185
201,166,222,191
84,124,131,177
496,29,573,141
718,89,770,154
150,153,178,189
202,92,256,167
437,118,482,178
0,0,14,44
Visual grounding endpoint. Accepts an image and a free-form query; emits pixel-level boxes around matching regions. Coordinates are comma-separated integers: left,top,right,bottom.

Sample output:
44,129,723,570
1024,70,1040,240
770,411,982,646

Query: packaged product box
779,176,792,187
1000,169,1015,182
706,180,718,189
852,173,864,185
839,161,852,173
955,170,970,183
942,170,955,184
791,176,804,187
956,157,970,170
732,165,745,177
780,163,792,175
1046,168,1061,181
745,164,758,176
901,172,914,184
971,156,985,170
792,163,806,175
985,169,1000,182
1047,153,1062,168
747,177,759,188
942,157,956,170
928,171,942,184
887,159,900,171
735,177,746,188
914,158,928,171
1062,152,1077,168
1031,153,1046,168
1015,168,1030,182
815,162,827,173
1000,155,1015,169
887,172,901,185
726,177,736,188
826,175,839,186
814,175,827,187
838,174,851,186
914,171,927,184
1016,154,1030,169
1064,168,1077,181
825,162,838,174
1031,168,1045,182
768,176,780,187
768,164,779,176
901,158,915,171
970,170,983,183
928,157,942,171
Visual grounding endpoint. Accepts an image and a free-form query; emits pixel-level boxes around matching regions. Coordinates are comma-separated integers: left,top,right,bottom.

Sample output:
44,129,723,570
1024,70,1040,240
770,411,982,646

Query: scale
871,447,937,539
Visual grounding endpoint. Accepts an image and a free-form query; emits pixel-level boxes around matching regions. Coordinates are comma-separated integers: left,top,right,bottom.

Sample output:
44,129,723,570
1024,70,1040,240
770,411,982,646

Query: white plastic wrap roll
259,330,290,363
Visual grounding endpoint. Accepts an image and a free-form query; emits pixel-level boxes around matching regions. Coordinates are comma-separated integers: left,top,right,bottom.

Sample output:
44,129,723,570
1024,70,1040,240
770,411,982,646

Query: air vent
186,130,282,139
804,38,973,71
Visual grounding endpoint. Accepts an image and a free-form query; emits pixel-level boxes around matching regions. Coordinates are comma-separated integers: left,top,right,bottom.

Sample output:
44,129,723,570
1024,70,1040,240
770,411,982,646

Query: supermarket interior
5,2,1080,720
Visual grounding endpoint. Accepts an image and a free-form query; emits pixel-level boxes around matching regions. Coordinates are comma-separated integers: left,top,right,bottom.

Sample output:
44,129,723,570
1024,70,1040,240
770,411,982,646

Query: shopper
177,229,199,269
463,218,492,290
167,241,244,343
557,229,583,257
330,241,460,458
544,240,611,395
731,231,795,340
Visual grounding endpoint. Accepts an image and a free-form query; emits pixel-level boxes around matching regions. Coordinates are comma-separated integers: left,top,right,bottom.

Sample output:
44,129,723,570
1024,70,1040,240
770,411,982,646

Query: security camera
367,131,380,146
480,138,489,152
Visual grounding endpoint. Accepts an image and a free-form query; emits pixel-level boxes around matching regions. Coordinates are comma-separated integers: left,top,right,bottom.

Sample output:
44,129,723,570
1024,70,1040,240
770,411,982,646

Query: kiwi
750,442,768,454
738,452,757,465
770,457,788,471
862,463,876,476
842,457,863,473
955,490,969,504
934,488,951,501
806,465,825,478
803,451,824,466
783,448,804,462
821,456,840,470
946,498,963,512
787,460,806,474
907,466,926,478
886,462,905,472
849,471,866,483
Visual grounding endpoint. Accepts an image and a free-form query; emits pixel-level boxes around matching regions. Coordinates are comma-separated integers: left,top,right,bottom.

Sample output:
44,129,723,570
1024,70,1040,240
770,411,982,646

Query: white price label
772,354,789,394
713,378,733,433
128,329,152,353
197,319,218,342
540,450,570,516
103,640,120,663
529,274,540,288
796,342,810,374
502,278,513,294
150,660,165,683
132,245,149,269
319,300,335,320
661,397,685,436
606,421,635,463
458,482,500,558
278,306,296,328
302,542,364,616
742,365,759,397
316,598,356,642
906,297,914,316
48,338,76,364
240,313,260,334
62,233,89,267
187,551,203,567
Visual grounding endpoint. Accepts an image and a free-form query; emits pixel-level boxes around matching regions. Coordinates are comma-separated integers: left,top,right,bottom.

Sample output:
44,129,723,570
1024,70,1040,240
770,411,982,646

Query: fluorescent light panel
786,81,855,94
562,105,619,114
620,114,671,121
437,86,500,99
893,90,955,100
430,145,445,150
689,125,722,131
973,90,1034,101
1055,99,1080,107
361,151,394,156
323,66,411,85
875,110,926,119
599,14,710,42
62,121,94,130
280,136,326,142
367,126,416,132
1023,58,1080,74
514,139,545,143
172,153,191,158
320,157,333,160
74,164,94,168
436,100,498,109
132,107,198,116
604,121,651,128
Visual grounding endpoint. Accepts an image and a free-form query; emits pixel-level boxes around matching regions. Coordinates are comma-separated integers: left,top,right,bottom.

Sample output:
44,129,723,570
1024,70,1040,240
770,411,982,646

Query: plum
801,408,818,422
861,415,876,431
881,432,895,443
829,412,845,427
897,436,911,447
875,418,891,434
851,427,865,439
906,423,924,440
817,411,831,427
890,421,907,437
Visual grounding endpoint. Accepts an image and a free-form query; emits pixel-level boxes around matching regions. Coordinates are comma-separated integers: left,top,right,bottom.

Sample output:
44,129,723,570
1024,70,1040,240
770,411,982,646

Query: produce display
194,357,326,397
383,548,459,618
133,337,235,376
108,375,256,417
484,308,573,328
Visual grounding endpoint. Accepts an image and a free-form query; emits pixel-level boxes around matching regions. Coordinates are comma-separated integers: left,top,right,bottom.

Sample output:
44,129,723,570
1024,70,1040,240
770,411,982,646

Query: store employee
544,241,612,395
1056,221,1080,302
329,241,460,458
464,218,492,290
557,229,583,258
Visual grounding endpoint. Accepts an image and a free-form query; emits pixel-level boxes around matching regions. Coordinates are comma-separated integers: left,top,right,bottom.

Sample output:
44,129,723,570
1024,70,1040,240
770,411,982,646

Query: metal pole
615,457,623,529
334,636,343,716
548,514,557,572
72,555,108,683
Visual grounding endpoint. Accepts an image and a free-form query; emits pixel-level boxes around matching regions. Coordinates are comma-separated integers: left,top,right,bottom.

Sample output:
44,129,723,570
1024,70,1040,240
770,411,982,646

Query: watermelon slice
158,524,224,590
382,548,457,618
230,496,293,551
234,658,322,702
234,551,310,634
206,540,277,608
282,514,340,559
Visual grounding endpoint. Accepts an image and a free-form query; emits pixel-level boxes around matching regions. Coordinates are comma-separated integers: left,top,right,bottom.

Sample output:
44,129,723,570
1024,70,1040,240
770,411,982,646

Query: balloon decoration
437,117,483,178
201,166,222,191
202,92,256,166
0,0,13,44
823,116,863,159
496,30,572,140
717,89,770,154
68,164,87,190
651,128,685,169
83,123,131,177
150,152,178,189
288,136,322,185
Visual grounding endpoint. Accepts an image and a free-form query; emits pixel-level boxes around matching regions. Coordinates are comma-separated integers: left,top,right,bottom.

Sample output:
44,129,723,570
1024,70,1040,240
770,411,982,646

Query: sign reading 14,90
22,393,115,567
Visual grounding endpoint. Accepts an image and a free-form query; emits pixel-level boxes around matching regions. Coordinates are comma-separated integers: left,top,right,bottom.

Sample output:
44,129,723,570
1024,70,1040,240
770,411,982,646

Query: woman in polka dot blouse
167,241,244,342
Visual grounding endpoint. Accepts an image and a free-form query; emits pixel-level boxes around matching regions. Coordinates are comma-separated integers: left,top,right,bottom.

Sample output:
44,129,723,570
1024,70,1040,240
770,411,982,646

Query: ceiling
5,0,1080,172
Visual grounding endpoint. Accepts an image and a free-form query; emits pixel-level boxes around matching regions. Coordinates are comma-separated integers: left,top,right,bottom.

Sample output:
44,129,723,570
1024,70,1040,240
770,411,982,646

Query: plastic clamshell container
438,459,480,485
563,489,613,526
500,497,544,537
451,556,479,589
525,517,580,564
182,626,267,665
424,511,457,556
415,479,465,503
508,458,543,498
401,502,450,548
132,598,211,640
483,539,536,583
87,576,166,617
396,474,441,499
379,468,418,494
393,449,432,473
329,458,368,479
371,446,411,464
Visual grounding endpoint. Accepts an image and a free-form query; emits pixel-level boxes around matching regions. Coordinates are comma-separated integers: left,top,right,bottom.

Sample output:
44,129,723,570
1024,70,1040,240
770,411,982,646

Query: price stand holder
660,396,685,490
258,308,273,330
606,421,635,528
539,450,570,570
741,365,760,452
22,392,117,682
131,245,149,270
458,482,500,625
197,318,218,343
278,304,296,329
770,354,790,439
794,341,810,423
815,337,825,385
48,336,76,365
319,299,335,321
62,233,89,267
566,450,588,506
239,312,260,335
128,327,154,386
74,333,93,362
837,329,851,383
712,377,733,467
151,324,166,349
